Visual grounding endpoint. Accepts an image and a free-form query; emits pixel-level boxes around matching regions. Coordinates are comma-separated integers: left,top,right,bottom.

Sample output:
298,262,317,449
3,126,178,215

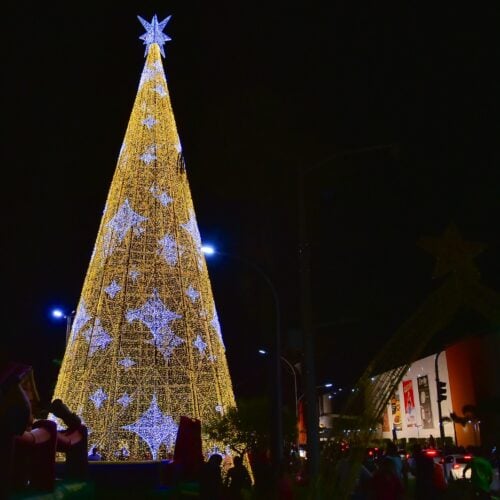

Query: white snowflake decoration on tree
181,210,204,269
117,393,133,408
140,145,157,165
153,84,168,97
126,289,183,360
119,357,136,370
142,115,157,129
211,310,225,349
69,300,91,343
90,388,108,409
193,335,207,355
150,184,173,206
104,199,147,256
105,280,122,299
158,234,181,265
83,319,112,356
186,285,200,303
129,269,140,282
122,394,178,460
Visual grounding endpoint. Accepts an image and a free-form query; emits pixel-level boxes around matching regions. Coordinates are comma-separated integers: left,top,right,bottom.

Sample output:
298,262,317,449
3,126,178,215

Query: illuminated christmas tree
52,15,235,460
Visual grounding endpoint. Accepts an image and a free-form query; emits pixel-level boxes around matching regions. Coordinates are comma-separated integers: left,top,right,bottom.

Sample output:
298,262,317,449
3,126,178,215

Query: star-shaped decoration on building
138,14,172,58
119,357,136,370
90,387,108,409
122,394,178,460
418,224,486,279
126,289,183,359
104,199,147,256
193,335,207,355
142,115,157,130
186,285,200,303
153,84,168,97
83,319,112,356
69,300,91,342
150,184,173,206
105,280,122,299
211,309,225,349
129,269,140,282
140,144,157,165
181,210,204,269
158,234,182,266
117,393,133,408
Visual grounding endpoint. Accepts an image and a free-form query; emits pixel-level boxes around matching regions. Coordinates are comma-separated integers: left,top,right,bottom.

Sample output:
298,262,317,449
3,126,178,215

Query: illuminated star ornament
138,14,172,58
90,388,108,409
126,289,183,359
122,394,178,459
83,319,112,356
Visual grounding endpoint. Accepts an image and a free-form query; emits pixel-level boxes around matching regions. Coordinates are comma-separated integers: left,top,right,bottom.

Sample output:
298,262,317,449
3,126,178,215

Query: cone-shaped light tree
52,15,236,461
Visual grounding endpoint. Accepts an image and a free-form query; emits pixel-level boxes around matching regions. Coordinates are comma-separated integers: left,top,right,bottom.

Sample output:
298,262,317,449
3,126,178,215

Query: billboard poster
390,391,402,431
403,380,416,427
417,375,434,429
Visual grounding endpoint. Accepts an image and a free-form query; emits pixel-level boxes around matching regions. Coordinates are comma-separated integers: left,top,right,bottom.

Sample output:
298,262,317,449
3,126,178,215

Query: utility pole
297,167,319,479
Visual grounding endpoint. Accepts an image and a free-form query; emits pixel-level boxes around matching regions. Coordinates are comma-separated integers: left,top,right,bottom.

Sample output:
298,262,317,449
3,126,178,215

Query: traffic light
437,381,447,402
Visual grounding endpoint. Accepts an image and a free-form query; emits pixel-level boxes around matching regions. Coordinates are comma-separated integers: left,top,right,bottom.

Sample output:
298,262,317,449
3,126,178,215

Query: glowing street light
51,308,75,345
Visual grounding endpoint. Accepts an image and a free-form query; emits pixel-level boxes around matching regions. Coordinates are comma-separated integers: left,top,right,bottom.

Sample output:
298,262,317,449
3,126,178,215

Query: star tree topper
138,14,172,58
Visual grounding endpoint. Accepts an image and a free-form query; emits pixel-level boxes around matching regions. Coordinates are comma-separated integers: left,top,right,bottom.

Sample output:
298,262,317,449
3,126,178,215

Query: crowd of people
331,441,499,499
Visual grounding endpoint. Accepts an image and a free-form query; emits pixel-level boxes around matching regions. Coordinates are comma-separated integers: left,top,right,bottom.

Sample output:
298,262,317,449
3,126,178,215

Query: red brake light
406,454,410,459
464,455,472,460
368,451,373,456
453,464,460,469
426,450,437,456
374,447,378,451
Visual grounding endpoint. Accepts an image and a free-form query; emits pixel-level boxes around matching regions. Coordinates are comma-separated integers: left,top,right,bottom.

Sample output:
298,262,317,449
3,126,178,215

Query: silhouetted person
411,444,437,499
49,399,88,479
428,434,436,449
88,446,102,461
225,455,251,499
370,456,404,500
199,453,223,499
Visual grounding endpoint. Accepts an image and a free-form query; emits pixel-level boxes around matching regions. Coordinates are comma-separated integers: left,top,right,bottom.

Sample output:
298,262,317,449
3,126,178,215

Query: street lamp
259,349,298,418
202,245,284,476
51,308,75,345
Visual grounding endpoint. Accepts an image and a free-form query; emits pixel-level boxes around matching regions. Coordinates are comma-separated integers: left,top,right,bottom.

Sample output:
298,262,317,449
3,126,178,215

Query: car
443,454,472,481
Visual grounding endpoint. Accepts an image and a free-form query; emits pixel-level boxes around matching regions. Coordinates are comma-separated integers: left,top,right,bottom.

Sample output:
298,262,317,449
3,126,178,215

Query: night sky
3,3,500,409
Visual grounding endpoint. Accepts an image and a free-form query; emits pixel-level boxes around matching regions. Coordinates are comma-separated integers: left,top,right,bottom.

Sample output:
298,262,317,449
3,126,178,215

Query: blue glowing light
201,245,215,255
324,383,333,388
258,349,267,355
52,309,64,319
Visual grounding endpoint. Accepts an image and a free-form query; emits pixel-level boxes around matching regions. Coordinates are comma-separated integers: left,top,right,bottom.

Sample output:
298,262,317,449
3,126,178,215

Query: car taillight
426,450,437,456
464,455,472,460
439,458,444,464
453,464,460,469
406,454,410,459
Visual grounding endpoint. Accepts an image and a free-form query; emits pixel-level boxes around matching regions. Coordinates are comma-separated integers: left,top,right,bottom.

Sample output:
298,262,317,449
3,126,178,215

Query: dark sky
2,3,500,408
